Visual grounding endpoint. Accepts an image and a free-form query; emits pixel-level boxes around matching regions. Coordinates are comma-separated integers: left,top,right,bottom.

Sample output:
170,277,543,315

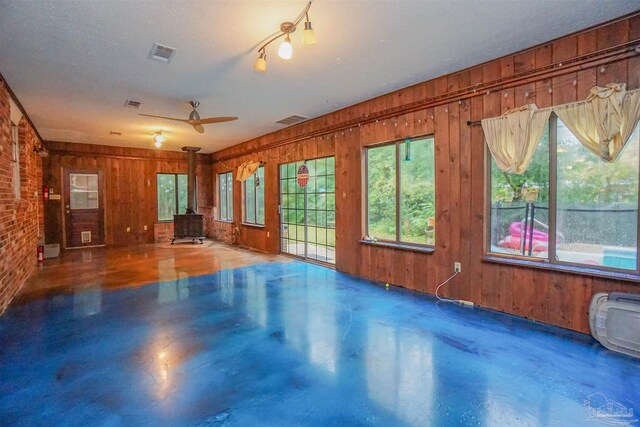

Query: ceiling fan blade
193,124,205,133
190,116,238,125
139,113,190,123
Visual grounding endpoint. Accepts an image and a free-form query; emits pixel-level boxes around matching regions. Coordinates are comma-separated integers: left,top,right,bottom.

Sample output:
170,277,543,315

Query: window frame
484,113,640,278
364,135,436,248
243,166,265,226
156,173,191,222
217,171,234,222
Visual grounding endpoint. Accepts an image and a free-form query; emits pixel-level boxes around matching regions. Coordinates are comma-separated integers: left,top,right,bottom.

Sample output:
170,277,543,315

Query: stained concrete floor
0,245,638,426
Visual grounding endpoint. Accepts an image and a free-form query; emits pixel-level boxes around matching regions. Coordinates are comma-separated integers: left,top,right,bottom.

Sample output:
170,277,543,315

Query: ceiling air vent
149,43,177,63
276,115,309,126
109,131,122,136
124,99,142,108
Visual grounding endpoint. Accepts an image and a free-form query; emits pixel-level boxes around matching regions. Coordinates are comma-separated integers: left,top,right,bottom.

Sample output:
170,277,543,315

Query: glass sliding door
279,157,336,264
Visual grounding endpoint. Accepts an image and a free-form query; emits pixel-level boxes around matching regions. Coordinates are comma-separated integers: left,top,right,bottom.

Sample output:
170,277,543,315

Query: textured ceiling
0,0,638,153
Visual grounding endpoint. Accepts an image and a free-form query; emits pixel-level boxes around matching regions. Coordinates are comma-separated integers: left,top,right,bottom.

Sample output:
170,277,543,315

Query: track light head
278,34,293,60
253,50,267,73
302,18,316,45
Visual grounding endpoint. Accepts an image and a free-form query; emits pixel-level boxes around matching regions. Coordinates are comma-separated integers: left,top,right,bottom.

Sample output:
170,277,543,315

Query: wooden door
64,169,105,248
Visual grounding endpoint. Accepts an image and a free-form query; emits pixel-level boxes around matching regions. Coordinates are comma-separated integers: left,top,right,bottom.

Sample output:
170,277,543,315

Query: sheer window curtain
554,84,640,162
482,104,551,174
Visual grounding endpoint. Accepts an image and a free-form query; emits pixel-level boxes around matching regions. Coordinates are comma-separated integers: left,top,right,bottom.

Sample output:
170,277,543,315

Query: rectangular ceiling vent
124,99,142,108
149,43,177,63
276,115,309,126
109,131,122,136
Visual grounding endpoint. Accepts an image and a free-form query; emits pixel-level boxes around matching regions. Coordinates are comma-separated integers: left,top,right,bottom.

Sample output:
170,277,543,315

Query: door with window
64,169,105,248
279,157,336,264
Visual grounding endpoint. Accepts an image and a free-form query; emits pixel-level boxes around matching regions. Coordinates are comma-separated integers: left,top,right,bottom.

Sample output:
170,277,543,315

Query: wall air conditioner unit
590,292,640,359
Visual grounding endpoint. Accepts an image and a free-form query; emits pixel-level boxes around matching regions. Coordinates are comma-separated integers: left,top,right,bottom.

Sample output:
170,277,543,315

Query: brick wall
154,222,174,243
0,79,43,314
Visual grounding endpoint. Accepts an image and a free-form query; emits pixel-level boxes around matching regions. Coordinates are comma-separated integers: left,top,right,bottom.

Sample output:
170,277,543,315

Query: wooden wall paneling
629,15,640,90
479,60,503,309
468,66,485,305
448,99,462,298
433,101,451,296
552,36,578,105
597,19,629,86
534,44,553,109
458,100,472,301
571,275,593,333
576,31,598,100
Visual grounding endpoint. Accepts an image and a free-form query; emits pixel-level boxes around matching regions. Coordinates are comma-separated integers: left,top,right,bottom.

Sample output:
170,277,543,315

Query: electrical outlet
454,262,462,273
143,225,147,231
126,227,131,232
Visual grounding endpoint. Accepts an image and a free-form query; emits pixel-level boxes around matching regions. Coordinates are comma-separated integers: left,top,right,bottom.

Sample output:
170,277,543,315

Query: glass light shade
253,53,267,73
153,133,165,147
302,21,316,45
278,37,292,60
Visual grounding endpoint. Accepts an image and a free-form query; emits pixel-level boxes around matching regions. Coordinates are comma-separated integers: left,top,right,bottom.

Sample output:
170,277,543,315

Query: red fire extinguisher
37,245,44,266
43,186,49,201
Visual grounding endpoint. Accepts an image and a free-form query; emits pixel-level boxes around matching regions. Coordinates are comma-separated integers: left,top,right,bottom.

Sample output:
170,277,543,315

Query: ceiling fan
139,101,237,133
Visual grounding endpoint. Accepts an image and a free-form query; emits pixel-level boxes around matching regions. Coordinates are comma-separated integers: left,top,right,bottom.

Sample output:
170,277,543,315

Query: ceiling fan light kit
153,131,165,147
253,1,316,73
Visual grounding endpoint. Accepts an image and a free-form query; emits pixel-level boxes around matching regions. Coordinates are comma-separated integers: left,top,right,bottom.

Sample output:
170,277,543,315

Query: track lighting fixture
153,131,165,147
252,1,316,73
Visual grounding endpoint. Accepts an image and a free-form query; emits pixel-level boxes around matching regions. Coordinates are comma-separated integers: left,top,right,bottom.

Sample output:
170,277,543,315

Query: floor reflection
157,259,190,304
366,320,434,425
1,261,638,426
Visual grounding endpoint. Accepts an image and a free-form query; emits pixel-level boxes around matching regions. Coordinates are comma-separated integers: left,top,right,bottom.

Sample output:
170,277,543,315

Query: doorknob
66,210,70,214
65,205,70,208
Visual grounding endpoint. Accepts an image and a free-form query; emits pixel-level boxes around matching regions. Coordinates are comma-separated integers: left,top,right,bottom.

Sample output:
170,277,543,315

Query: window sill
241,223,265,229
483,254,640,283
215,219,234,224
359,240,435,254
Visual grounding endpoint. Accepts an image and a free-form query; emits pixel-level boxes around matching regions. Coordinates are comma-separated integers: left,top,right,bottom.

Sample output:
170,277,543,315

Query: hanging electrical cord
434,271,474,306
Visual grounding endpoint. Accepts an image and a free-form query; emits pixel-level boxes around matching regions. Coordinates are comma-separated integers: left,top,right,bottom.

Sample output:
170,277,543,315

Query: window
365,137,436,246
11,124,20,199
157,173,188,221
218,171,233,221
488,115,640,273
244,166,265,225
70,173,99,209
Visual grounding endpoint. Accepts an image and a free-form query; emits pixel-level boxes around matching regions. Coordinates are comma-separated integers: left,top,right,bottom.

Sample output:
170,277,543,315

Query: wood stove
172,214,204,244
172,146,205,244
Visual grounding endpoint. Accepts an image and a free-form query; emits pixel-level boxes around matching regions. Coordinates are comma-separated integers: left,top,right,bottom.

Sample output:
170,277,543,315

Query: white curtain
482,104,552,174
554,84,640,162
236,160,261,182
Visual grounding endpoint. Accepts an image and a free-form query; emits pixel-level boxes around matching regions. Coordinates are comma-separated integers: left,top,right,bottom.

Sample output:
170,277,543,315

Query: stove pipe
181,146,201,213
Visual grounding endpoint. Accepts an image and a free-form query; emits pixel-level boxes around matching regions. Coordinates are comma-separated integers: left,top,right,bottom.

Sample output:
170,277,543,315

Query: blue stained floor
0,261,639,426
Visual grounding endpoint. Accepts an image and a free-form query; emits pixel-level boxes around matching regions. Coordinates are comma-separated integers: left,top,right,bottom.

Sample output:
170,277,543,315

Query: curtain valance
554,84,640,162
482,84,640,172
481,104,551,174
236,160,261,182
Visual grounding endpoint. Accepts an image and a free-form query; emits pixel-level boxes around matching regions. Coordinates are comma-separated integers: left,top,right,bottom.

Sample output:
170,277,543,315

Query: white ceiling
0,1,638,153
